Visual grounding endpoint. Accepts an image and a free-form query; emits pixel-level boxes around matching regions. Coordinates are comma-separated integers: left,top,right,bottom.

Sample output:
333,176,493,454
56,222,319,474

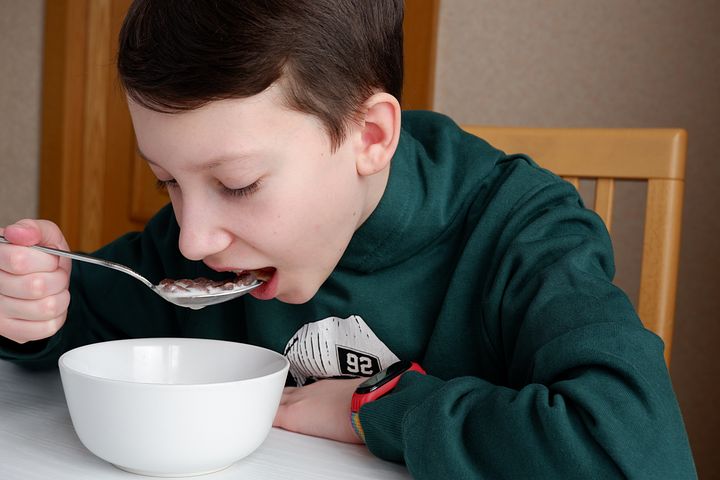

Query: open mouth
234,267,276,283
156,267,276,299
242,268,279,301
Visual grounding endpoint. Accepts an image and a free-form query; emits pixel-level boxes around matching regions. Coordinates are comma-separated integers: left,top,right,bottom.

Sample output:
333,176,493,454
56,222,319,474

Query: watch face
356,360,412,394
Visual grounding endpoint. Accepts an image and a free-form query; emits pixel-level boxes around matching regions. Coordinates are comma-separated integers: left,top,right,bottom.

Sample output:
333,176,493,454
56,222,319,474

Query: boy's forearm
360,327,696,479
0,323,67,369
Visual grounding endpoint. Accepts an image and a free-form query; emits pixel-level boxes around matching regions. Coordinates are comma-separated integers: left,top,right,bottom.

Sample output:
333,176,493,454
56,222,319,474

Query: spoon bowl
0,235,261,309
156,282,262,310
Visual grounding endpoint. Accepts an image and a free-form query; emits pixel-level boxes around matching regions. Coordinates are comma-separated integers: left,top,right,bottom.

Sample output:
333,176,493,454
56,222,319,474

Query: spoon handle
0,235,154,289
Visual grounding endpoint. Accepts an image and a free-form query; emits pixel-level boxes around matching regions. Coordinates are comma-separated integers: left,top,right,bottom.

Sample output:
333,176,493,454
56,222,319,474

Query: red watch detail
351,360,425,413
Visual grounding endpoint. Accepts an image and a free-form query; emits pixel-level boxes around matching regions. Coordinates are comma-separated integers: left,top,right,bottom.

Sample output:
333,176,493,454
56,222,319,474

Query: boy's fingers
0,290,70,322
0,315,65,344
3,221,44,246
0,269,70,300
0,243,60,275
4,219,69,250
0,220,72,275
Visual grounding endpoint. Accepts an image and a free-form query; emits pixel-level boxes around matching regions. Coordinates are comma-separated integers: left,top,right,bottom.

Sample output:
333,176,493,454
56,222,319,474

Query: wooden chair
462,126,687,365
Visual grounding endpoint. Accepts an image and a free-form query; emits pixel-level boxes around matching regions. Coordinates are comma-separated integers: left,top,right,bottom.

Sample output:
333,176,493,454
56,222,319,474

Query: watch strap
349,361,425,443
350,410,366,443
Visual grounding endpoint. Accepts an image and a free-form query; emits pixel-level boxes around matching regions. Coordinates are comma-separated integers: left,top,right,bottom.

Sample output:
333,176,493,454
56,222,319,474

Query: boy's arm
360,173,697,478
0,205,192,369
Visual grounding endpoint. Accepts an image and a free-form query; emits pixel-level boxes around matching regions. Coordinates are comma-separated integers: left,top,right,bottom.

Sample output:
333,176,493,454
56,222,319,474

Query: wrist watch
350,360,426,442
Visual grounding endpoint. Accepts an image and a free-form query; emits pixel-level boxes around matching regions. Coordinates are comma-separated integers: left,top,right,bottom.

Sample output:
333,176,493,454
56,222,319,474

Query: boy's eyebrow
135,147,251,171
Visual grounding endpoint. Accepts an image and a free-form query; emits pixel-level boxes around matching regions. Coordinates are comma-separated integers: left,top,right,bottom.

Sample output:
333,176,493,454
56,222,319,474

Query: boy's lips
249,268,278,300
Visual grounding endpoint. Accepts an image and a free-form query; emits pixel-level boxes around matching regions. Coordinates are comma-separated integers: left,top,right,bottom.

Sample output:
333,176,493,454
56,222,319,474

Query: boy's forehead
128,101,267,166
127,86,330,169
135,144,260,173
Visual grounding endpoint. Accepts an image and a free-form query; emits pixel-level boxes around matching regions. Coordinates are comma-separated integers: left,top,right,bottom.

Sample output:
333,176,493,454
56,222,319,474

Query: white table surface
0,360,411,479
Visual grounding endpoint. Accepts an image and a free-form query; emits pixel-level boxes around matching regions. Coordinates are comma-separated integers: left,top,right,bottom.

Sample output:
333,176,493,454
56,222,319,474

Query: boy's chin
274,284,322,305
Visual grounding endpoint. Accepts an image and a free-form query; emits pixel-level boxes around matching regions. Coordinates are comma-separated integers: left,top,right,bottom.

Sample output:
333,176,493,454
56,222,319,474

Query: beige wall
434,0,720,477
0,0,44,226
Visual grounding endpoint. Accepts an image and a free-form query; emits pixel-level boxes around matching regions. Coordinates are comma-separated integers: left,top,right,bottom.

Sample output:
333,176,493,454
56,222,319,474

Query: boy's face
128,85,386,304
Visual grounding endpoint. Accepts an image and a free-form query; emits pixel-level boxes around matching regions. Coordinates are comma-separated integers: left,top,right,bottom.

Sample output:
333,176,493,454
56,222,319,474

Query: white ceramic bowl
58,338,289,477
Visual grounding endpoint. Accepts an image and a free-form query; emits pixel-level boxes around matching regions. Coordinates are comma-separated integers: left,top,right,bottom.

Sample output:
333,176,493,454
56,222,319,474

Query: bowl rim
58,337,290,387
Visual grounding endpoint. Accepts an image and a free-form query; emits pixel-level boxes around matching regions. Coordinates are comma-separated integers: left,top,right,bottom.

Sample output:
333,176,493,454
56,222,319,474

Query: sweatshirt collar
339,128,423,273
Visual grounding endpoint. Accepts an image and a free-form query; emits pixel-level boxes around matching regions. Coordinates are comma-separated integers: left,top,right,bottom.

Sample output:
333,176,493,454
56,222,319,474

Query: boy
0,1,696,478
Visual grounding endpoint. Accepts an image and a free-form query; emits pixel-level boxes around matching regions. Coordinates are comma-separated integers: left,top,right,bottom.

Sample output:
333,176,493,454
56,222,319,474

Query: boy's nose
176,202,232,261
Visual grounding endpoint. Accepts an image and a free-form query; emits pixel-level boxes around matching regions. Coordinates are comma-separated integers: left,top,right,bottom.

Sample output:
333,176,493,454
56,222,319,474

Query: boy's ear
355,92,401,177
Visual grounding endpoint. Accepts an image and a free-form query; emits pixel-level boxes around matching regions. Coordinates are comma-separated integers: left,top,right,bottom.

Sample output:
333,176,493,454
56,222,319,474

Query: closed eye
156,179,178,191
155,178,261,198
221,180,261,198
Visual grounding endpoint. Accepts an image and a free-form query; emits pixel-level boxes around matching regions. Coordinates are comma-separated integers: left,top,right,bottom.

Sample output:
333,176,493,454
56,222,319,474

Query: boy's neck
357,164,391,230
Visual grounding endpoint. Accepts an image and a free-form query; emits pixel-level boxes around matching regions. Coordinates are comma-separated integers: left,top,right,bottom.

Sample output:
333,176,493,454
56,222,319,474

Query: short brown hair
117,0,404,150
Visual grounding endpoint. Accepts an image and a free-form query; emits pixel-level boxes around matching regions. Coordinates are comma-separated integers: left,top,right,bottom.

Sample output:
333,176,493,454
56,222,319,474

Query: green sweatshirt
0,111,696,478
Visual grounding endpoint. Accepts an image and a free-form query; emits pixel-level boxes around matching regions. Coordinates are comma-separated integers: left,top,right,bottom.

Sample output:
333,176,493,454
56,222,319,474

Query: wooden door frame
39,0,136,251
404,0,440,110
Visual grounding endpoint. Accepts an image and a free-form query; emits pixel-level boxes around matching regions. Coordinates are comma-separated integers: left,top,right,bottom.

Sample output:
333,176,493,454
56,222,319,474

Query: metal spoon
0,235,262,310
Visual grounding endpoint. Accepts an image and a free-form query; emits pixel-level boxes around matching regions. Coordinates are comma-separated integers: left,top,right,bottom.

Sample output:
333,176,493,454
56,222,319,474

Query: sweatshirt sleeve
359,159,697,479
0,205,216,369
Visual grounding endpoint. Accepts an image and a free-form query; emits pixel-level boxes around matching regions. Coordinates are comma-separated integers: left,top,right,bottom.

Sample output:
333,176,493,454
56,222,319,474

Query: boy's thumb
4,219,68,250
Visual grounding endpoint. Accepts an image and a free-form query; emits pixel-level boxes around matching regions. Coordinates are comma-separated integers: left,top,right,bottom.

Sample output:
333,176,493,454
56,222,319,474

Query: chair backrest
462,126,687,365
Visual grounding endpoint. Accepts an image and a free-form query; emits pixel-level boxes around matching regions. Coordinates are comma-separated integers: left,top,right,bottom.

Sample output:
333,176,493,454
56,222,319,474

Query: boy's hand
0,220,71,344
273,377,366,444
